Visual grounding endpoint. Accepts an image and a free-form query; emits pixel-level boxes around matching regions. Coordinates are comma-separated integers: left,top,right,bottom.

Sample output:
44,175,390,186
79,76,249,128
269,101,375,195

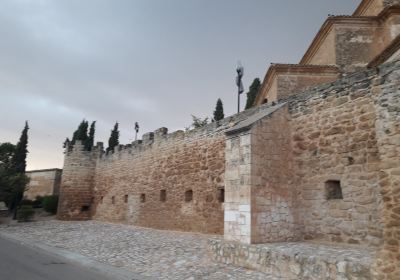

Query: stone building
25,168,62,200
58,0,400,279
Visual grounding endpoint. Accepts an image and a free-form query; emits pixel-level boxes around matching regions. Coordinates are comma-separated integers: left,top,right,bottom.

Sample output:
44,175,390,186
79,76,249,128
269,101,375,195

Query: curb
0,231,152,280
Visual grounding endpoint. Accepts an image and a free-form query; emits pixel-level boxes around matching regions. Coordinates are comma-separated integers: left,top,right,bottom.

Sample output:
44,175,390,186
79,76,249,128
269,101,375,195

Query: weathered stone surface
25,169,62,200
208,239,376,280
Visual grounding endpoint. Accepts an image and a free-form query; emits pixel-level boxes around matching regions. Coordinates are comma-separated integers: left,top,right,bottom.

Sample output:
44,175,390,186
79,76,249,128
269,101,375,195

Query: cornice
368,34,400,67
300,16,379,65
254,64,339,106
353,0,376,16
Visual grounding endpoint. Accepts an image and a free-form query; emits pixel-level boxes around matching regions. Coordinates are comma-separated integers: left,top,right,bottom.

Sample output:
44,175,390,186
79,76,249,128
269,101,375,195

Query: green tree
107,122,119,152
245,78,261,109
0,143,16,204
0,143,16,168
85,121,96,151
213,98,224,121
71,120,89,146
12,121,29,173
0,141,29,213
4,122,30,219
190,115,209,129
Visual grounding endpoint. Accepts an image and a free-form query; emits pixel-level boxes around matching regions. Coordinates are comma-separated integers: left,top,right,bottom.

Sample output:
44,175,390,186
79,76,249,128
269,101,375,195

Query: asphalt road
0,235,116,280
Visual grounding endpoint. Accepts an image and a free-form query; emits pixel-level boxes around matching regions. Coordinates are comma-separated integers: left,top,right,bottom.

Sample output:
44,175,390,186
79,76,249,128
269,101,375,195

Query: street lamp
236,63,244,114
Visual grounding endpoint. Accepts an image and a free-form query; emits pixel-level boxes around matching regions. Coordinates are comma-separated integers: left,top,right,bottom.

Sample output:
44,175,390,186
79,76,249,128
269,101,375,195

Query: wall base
208,239,377,280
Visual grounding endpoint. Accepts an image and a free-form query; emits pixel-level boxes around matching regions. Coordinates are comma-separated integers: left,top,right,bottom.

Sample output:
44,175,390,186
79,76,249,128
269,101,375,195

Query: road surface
0,235,116,280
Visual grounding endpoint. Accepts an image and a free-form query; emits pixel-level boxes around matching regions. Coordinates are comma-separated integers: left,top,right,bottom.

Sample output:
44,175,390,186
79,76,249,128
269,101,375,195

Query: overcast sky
0,0,360,170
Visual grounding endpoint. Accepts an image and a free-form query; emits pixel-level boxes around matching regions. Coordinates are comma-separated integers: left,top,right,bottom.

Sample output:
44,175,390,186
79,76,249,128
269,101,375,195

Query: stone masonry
57,1,400,279
25,168,62,200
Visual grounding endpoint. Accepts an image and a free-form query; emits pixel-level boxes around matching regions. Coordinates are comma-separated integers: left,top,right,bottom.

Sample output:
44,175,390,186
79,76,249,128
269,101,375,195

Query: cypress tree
213,98,224,121
85,121,96,151
107,122,119,153
12,121,29,173
245,78,261,109
71,120,89,147
10,121,30,219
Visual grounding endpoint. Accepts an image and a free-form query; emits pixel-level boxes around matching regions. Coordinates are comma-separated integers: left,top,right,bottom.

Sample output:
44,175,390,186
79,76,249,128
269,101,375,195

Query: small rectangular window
111,196,115,204
325,180,343,200
100,196,103,203
218,188,225,203
81,205,90,212
160,190,166,202
140,194,146,203
185,190,193,202
124,195,128,203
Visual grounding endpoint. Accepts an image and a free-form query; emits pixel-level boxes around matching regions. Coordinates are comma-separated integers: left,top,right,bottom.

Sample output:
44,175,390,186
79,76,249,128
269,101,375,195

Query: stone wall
25,169,62,200
57,142,100,220
92,127,226,234
276,74,339,101
372,62,400,279
250,106,301,243
335,24,382,72
57,102,274,234
208,239,376,280
223,104,299,244
290,67,385,247
218,59,400,279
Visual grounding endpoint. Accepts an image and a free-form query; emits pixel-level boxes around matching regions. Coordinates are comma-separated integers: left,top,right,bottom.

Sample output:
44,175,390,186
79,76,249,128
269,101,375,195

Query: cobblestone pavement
0,220,275,280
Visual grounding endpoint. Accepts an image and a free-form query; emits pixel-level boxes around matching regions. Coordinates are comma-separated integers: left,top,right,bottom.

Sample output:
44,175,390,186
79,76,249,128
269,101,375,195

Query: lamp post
236,63,244,114
134,122,139,141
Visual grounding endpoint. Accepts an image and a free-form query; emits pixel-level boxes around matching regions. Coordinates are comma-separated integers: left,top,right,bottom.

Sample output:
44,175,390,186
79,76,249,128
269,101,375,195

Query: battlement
65,102,276,164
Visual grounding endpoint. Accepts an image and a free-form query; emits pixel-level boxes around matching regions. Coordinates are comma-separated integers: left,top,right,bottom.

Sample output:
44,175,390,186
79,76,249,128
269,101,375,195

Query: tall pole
134,122,139,141
236,63,244,114
237,88,240,114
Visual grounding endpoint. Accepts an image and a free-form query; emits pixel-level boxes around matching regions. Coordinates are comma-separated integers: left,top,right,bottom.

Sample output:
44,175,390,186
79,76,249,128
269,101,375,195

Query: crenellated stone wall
57,105,273,234
92,127,226,234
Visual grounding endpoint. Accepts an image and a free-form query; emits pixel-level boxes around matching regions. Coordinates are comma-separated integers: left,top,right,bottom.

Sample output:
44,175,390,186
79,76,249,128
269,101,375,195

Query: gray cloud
0,0,360,169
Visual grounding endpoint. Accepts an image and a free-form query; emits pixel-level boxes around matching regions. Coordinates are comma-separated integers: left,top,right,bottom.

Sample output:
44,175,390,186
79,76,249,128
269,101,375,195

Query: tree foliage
85,121,96,151
190,115,209,129
0,122,30,218
12,121,29,173
245,78,261,109
71,120,88,146
68,120,96,151
213,98,224,121
107,122,120,153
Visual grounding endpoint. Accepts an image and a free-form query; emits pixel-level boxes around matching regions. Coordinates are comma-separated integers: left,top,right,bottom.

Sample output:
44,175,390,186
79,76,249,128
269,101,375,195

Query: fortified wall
57,0,400,278
212,58,400,280
57,106,270,234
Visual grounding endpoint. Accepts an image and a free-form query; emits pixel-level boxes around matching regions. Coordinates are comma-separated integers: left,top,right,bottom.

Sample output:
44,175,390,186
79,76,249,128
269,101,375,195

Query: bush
17,205,35,222
42,195,58,214
20,199,33,206
32,196,44,208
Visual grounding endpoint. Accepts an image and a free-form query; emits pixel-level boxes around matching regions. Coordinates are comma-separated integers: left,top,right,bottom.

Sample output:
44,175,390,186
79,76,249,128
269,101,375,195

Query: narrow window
185,190,193,202
111,196,115,204
325,180,343,200
218,188,225,203
140,193,146,203
124,195,128,203
100,196,103,203
160,190,166,202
